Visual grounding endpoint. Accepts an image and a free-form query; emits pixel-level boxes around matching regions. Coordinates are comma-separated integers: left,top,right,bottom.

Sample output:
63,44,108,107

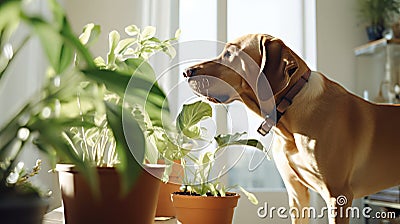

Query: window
178,0,316,190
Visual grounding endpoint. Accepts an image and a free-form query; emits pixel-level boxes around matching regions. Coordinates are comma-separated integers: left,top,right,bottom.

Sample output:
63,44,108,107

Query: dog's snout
183,67,197,78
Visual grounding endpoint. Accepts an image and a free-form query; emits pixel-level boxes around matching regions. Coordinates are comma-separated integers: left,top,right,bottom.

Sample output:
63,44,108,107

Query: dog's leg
321,188,353,224
272,139,310,224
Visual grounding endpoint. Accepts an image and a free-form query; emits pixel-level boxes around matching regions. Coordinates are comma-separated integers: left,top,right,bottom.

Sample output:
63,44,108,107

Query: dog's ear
258,35,303,96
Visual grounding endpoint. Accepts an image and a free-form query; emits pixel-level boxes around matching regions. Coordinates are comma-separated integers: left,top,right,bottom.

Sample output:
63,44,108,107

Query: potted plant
0,159,49,224
0,0,172,223
357,0,400,41
152,101,262,224
0,1,97,223
56,23,179,223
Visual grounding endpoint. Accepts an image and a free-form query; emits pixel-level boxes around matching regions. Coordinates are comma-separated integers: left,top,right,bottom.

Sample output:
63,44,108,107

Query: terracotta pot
0,196,48,224
57,164,164,224
156,180,181,217
171,193,240,224
392,21,400,39
155,161,183,217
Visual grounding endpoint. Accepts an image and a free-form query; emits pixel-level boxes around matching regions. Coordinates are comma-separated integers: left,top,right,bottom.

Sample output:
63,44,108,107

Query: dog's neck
257,69,311,136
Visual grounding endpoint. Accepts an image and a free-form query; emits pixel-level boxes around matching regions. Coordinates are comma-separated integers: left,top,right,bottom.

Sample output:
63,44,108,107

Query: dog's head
183,34,310,115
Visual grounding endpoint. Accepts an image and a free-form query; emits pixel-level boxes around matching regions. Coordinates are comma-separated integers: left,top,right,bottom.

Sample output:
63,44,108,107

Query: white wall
316,0,367,92
63,0,146,59
315,1,366,223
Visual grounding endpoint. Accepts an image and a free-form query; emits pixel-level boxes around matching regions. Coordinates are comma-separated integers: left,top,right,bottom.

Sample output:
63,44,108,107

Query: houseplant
0,159,49,224
56,23,179,223
357,0,400,41
152,101,262,223
0,0,171,223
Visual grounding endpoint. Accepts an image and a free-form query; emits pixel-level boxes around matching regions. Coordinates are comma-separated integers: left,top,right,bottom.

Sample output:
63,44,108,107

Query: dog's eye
223,51,232,58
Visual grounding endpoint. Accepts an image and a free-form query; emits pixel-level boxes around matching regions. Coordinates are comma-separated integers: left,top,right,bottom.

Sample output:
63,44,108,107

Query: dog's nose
183,67,197,78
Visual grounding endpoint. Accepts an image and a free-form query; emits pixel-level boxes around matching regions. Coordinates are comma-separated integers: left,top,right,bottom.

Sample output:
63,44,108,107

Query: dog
183,34,400,224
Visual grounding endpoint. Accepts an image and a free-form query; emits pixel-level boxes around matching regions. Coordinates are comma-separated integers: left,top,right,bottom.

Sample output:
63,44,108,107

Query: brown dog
183,34,400,224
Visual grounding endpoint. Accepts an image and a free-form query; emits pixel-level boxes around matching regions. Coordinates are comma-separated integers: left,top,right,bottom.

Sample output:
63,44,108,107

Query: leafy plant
0,159,46,199
0,0,170,197
64,24,179,167
155,101,263,205
358,0,400,27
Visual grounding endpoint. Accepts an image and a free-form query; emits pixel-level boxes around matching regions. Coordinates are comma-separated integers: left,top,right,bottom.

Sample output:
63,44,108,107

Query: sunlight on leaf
115,38,136,55
175,29,182,39
176,101,212,139
239,186,258,205
79,23,101,46
125,24,139,36
141,26,156,40
107,30,120,66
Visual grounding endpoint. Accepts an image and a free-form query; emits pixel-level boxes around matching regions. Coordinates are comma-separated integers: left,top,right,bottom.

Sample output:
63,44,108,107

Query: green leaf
235,139,265,151
125,25,139,36
208,183,218,196
175,29,182,39
93,56,106,68
47,0,65,30
107,30,120,66
214,132,265,152
0,1,21,48
115,38,136,55
81,67,169,127
105,102,144,194
239,186,258,205
131,105,158,164
79,23,101,46
29,18,73,74
141,26,156,40
177,101,212,139
29,118,98,195
214,132,246,146
123,58,156,80
201,151,213,165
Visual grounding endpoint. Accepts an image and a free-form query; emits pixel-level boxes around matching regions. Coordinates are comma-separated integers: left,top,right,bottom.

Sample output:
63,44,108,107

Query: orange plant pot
171,193,240,224
57,164,164,224
155,160,183,217
156,182,181,217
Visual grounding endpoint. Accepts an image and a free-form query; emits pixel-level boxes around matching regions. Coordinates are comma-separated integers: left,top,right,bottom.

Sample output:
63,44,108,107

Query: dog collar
257,70,311,136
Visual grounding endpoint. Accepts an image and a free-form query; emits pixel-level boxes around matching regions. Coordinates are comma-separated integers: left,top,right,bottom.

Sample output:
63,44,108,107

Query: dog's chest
273,129,324,191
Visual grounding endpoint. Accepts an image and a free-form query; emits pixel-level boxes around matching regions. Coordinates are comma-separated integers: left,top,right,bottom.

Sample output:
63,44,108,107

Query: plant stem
0,34,31,80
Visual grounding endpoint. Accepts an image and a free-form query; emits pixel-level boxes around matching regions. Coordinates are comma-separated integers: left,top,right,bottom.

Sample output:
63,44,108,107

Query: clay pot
155,161,183,217
156,181,181,217
392,21,400,39
171,193,240,224
57,164,164,224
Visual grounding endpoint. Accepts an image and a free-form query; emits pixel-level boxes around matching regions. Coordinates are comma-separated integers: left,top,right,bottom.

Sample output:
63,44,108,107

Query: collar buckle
257,115,275,136
257,70,311,136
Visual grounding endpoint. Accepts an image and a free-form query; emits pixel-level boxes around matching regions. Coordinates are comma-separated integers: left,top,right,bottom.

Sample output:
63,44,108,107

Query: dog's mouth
206,96,221,103
188,76,228,103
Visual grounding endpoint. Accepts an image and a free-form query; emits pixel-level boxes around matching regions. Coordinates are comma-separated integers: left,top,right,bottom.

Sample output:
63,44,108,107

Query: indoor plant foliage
357,0,400,40
0,0,172,223
64,23,180,168
173,101,260,202
56,21,179,224
153,101,262,223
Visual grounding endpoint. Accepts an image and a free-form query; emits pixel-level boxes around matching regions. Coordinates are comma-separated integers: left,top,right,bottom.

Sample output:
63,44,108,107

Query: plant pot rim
171,192,240,209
